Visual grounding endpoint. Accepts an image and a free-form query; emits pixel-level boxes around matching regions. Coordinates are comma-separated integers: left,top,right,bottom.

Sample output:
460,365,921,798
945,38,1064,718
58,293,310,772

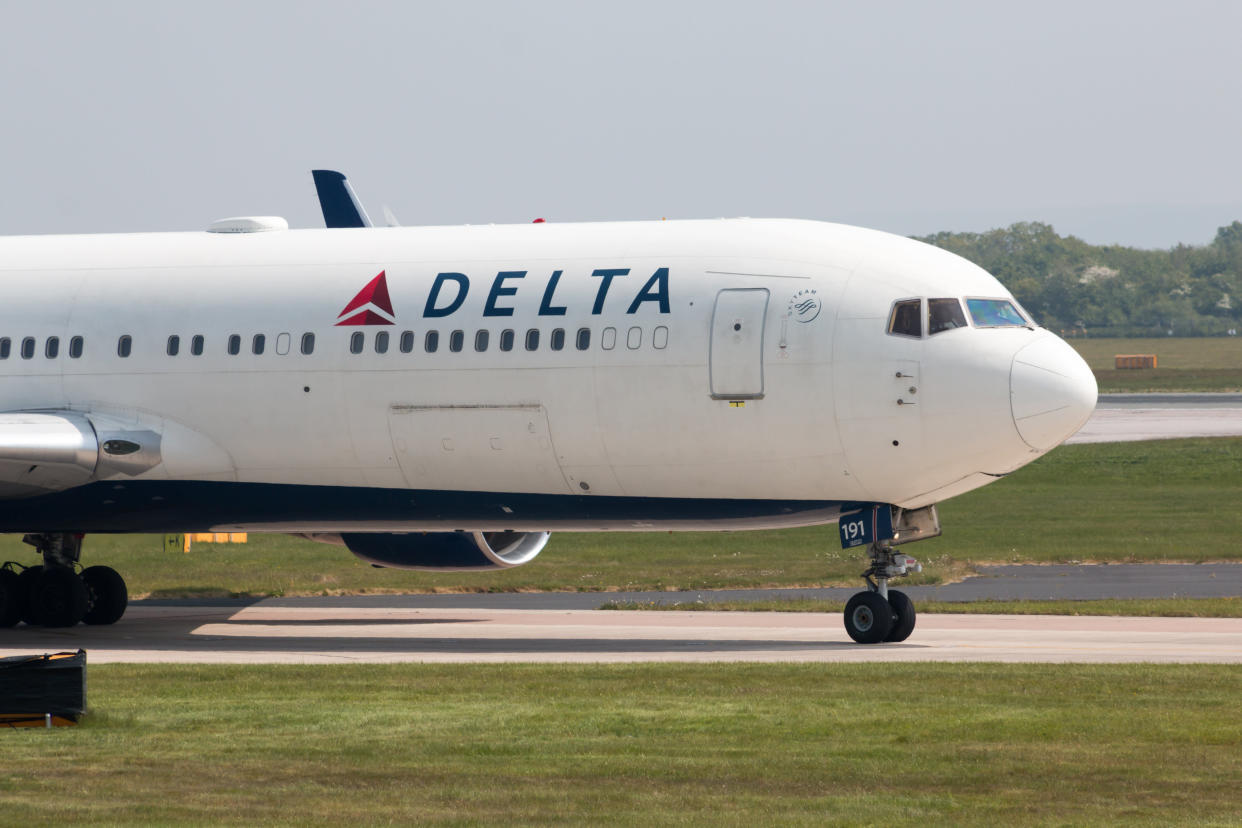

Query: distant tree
914,219,1242,336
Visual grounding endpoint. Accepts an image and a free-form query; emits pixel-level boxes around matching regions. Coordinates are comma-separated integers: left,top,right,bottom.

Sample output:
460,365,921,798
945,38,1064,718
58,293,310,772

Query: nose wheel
843,541,920,644
843,591,894,643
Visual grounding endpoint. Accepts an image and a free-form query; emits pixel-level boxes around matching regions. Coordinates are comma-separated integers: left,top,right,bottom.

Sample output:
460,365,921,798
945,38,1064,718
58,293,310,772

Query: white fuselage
0,218,1096,532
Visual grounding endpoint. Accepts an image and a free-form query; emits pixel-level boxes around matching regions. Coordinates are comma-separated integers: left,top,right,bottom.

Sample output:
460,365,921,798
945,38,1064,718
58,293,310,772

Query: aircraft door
710,288,769,399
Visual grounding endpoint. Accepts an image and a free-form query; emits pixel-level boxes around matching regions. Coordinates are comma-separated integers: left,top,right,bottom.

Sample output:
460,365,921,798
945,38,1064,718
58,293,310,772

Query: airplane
0,172,1097,643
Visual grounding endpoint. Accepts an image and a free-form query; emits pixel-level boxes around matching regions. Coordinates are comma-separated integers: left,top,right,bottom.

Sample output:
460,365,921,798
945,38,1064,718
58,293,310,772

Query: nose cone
1010,336,1098,450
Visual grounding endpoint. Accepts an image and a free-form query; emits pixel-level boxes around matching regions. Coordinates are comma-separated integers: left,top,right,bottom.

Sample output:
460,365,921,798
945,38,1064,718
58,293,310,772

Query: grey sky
3,1,1240,248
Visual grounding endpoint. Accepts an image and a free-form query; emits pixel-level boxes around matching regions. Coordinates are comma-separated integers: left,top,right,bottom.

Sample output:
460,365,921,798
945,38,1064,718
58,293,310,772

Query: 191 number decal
841,518,867,542
838,506,895,549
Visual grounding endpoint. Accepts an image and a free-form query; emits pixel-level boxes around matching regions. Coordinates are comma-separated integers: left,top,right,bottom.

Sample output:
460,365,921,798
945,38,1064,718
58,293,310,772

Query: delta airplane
0,172,1096,643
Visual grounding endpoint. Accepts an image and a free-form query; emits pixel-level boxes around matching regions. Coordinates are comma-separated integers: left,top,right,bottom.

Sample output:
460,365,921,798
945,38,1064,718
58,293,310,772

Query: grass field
3,663,1240,825
1066,336,1242,392
601,597,1242,617
1,438,1238,597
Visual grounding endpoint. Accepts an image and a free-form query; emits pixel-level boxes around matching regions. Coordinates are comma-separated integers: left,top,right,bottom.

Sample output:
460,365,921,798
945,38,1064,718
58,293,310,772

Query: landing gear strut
841,505,940,644
0,533,128,628
843,542,921,643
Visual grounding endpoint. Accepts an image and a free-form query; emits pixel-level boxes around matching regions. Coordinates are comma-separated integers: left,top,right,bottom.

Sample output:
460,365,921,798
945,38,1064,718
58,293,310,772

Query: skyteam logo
787,288,821,323
336,271,395,326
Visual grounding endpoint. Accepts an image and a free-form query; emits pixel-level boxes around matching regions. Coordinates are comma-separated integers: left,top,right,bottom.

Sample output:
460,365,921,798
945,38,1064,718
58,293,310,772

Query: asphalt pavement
133,563,1242,612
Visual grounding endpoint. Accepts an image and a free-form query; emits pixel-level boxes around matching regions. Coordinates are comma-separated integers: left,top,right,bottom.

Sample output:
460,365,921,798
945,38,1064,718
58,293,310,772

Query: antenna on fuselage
311,169,372,228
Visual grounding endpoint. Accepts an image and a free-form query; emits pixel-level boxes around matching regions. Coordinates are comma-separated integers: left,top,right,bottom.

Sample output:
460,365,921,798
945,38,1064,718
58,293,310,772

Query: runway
1068,393,1242,443
4,603,1241,664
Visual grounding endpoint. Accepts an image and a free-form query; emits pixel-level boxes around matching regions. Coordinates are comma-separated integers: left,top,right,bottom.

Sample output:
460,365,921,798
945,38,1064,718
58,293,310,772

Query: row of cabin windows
221,333,316,357
0,334,323,359
1,326,670,361
120,333,318,358
348,326,670,355
0,336,85,360
0,335,315,360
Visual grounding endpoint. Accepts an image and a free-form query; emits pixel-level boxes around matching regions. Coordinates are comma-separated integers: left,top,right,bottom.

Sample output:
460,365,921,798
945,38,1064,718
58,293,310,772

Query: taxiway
3,603,1240,664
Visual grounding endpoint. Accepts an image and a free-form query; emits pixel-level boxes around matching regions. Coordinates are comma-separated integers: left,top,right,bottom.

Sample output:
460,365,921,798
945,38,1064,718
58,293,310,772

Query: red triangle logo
336,271,395,325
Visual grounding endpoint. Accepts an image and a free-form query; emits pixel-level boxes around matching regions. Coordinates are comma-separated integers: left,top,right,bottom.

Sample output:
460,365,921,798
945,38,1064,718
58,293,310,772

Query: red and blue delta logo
336,271,395,326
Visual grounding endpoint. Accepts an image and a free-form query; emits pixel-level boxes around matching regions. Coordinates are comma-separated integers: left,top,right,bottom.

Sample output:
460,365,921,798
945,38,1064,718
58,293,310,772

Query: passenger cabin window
449,330,464,352
375,331,389,354
928,298,967,335
500,329,515,351
191,335,204,356
252,334,266,355
525,329,539,351
69,336,83,358
475,330,489,352
399,331,414,353
21,338,34,360
117,336,132,358
425,331,439,353
888,300,922,338
0,338,9,359
167,335,180,356
550,328,565,351
966,298,1028,327
301,333,315,355
227,335,241,356
349,332,364,354
575,328,590,350
45,337,59,359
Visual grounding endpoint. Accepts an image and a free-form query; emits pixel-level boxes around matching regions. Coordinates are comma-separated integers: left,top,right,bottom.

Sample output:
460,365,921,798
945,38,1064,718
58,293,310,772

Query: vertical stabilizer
311,169,372,228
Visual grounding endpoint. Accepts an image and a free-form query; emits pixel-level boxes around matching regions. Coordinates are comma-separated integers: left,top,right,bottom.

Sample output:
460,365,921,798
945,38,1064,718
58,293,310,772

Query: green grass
2,664,1240,825
1066,336,1242,392
601,597,1242,617
921,438,1242,567
2,438,1239,597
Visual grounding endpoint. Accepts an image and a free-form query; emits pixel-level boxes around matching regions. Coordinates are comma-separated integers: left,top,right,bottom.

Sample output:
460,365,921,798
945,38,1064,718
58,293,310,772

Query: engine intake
336,530,550,571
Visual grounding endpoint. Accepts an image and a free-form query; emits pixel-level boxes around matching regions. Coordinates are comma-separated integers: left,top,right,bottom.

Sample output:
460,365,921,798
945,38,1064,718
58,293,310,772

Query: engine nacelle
331,530,550,571
0,410,163,498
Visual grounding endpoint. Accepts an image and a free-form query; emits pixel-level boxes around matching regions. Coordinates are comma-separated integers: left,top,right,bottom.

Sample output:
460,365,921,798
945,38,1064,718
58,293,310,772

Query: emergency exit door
709,288,769,399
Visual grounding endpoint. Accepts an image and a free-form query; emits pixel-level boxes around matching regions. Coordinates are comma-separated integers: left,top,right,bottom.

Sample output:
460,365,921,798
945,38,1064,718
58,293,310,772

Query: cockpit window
888,299,922,337
966,298,1027,327
928,298,967,334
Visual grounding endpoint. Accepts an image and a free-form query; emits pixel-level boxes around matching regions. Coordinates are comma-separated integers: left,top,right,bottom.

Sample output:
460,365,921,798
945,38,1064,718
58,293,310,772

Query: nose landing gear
0,533,128,628
843,542,922,643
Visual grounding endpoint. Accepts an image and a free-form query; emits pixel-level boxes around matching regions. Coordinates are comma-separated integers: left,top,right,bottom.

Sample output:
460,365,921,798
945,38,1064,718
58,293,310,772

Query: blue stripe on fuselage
0,481,866,534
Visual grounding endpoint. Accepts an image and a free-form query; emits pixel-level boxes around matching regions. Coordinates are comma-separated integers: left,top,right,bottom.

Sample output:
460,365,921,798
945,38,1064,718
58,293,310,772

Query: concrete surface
3,604,1239,664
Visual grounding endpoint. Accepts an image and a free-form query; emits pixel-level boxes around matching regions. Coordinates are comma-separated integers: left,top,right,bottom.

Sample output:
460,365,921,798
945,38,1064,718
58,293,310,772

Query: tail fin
311,170,372,228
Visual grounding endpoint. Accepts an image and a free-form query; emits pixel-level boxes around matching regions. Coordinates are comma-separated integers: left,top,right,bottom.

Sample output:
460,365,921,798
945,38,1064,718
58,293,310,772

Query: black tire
885,590,916,643
82,565,128,625
843,591,895,644
29,567,88,627
0,569,21,627
16,565,43,625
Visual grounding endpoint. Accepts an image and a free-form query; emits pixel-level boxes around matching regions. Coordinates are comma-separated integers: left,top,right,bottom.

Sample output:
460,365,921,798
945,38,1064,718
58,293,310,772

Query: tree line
915,221,1242,337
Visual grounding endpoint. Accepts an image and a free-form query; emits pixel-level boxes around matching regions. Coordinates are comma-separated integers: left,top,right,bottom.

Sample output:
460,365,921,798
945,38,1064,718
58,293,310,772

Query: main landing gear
843,542,922,643
0,533,128,628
